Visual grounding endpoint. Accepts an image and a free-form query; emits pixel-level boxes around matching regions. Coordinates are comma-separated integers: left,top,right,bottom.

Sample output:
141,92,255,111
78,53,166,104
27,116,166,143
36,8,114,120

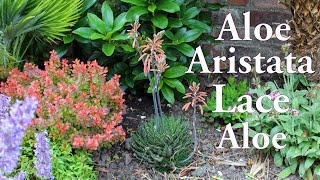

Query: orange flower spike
183,82,207,115
127,19,141,48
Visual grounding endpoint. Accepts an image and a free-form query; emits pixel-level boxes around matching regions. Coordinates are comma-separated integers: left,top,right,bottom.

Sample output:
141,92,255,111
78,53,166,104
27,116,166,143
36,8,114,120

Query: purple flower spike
34,132,53,179
0,97,38,176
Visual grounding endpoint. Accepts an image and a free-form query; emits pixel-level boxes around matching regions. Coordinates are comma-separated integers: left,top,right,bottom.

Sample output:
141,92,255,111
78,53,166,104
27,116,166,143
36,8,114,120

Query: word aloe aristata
128,20,169,130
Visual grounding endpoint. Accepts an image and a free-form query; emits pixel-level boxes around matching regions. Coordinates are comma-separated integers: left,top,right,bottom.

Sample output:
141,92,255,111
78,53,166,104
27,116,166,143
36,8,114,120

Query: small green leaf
133,72,148,81
168,18,183,28
184,29,203,42
161,85,174,104
206,3,224,11
73,27,95,39
183,7,201,19
110,34,128,40
102,44,115,56
126,6,149,22
164,30,174,40
163,66,188,78
148,4,157,12
63,35,74,44
82,0,96,13
120,45,135,52
90,33,106,40
113,12,127,31
175,43,195,57
102,2,114,32
164,78,185,94
274,152,283,167
157,0,180,13
278,167,292,179
87,13,107,34
183,19,212,33
125,73,135,88
121,0,147,6
151,15,168,29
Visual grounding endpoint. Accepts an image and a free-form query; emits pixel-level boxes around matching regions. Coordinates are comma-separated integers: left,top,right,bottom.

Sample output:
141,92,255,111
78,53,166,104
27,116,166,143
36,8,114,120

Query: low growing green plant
236,72,320,179
204,76,249,124
18,138,96,179
131,116,192,168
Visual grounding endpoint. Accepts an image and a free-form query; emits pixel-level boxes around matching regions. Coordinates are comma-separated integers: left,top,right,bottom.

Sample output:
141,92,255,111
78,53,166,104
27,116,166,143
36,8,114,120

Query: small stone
218,171,223,177
125,137,132,150
230,166,236,171
125,153,132,165
140,116,146,119
138,98,142,102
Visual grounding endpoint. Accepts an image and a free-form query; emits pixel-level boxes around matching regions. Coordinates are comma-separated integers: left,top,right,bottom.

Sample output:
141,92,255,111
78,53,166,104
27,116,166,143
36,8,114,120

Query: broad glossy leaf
113,12,127,31
183,7,201,19
87,13,107,34
82,0,96,13
183,19,212,33
164,78,185,94
63,34,74,44
151,15,168,29
73,27,95,39
102,44,115,56
90,33,106,40
121,0,147,6
184,29,203,42
133,72,148,80
175,43,194,57
163,66,188,78
164,30,174,40
110,34,128,40
168,18,183,28
148,4,157,12
157,0,180,13
161,85,174,104
126,6,149,22
102,2,114,32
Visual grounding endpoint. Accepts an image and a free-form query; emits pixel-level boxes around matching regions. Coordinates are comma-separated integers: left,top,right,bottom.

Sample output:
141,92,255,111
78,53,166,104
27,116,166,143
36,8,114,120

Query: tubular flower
34,132,53,179
182,82,207,115
0,97,38,176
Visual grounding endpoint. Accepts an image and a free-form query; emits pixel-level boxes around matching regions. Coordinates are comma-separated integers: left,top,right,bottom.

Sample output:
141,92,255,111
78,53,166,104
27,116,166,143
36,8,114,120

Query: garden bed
93,94,301,180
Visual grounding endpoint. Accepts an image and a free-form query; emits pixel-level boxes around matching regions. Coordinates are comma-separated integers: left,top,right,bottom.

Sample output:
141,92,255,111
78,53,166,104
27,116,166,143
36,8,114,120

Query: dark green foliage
58,0,222,100
131,116,193,168
204,77,249,124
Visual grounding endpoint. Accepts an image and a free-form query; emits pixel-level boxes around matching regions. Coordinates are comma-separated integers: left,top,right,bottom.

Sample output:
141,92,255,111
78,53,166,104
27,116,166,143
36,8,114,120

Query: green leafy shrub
131,116,192,169
122,0,222,98
239,72,320,179
204,77,249,124
1,51,125,150
61,0,221,98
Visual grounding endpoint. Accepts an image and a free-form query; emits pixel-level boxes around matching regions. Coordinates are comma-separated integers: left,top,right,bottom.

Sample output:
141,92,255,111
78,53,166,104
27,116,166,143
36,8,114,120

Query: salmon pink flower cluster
1,51,125,150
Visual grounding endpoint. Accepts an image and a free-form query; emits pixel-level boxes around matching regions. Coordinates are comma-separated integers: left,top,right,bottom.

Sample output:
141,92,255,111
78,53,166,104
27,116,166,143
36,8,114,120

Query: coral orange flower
182,82,207,115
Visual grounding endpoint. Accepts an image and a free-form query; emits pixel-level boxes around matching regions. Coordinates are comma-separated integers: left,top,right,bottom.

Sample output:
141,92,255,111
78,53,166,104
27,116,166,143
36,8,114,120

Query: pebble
125,153,132,165
125,137,132,150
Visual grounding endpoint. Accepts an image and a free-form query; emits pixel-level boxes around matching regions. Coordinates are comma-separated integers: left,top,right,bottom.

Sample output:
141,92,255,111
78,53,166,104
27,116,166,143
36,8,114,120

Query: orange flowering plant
182,82,207,162
1,51,125,150
128,20,169,130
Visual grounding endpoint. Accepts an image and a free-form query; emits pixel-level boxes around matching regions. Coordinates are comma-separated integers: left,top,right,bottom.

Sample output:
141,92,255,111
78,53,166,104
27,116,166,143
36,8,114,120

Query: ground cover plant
234,71,320,179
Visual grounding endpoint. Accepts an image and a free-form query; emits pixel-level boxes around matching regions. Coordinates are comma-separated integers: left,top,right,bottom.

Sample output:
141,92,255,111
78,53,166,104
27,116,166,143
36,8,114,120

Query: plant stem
155,72,164,127
180,106,198,163
135,40,160,129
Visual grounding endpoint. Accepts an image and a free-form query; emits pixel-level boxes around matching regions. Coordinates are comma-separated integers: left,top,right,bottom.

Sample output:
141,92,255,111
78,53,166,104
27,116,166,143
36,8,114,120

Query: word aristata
185,11,315,115
186,11,314,75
